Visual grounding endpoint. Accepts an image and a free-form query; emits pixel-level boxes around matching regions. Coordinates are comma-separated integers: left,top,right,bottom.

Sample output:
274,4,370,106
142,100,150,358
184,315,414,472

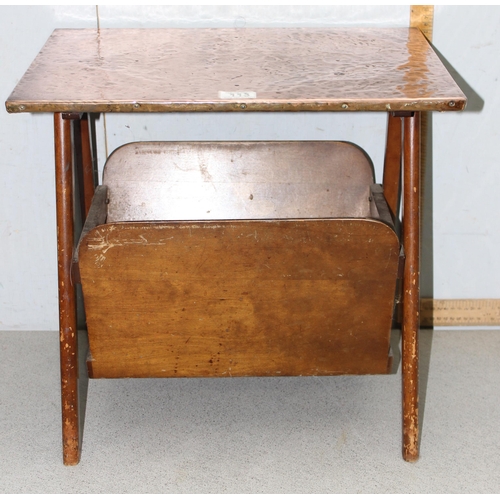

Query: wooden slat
104,141,375,222
6,28,466,113
79,219,400,379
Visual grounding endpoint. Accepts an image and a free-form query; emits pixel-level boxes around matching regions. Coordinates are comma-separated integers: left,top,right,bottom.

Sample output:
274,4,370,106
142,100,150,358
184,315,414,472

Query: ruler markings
420,299,500,326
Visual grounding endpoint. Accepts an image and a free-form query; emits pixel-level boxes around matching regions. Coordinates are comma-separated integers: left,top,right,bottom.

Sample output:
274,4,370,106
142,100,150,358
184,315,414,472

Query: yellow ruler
410,5,434,41
421,299,500,327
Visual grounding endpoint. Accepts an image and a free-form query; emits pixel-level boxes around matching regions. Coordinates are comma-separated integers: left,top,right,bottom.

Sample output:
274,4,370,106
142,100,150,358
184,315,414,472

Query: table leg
383,112,403,220
80,113,95,217
55,113,80,465
71,113,95,222
402,112,421,462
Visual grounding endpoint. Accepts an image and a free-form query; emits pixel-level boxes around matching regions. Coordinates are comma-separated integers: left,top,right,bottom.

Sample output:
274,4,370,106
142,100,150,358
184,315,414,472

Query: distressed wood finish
402,112,421,462
77,140,399,378
55,113,80,466
6,28,466,114
71,185,108,284
79,219,399,379
104,141,375,222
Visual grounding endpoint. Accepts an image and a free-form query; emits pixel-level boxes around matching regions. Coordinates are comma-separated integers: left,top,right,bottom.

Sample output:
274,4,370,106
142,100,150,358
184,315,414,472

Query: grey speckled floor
1,329,499,493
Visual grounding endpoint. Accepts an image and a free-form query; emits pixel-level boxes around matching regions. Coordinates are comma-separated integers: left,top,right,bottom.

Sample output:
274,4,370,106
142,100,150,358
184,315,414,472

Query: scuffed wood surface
79,219,400,378
104,141,375,221
54,113,80,465
402,113,420,462
72,185,108,284
6,28,466,113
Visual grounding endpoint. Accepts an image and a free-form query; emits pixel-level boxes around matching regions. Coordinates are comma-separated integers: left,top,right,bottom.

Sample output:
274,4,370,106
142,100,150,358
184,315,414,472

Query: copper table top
6,28,466,114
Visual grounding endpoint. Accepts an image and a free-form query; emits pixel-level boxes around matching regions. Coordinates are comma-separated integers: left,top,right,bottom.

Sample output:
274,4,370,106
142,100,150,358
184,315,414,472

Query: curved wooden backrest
103,141,374,222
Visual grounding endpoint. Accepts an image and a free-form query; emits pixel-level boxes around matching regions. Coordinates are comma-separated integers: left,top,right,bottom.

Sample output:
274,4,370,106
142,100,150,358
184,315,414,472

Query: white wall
1,5,499,330
433,6,500,299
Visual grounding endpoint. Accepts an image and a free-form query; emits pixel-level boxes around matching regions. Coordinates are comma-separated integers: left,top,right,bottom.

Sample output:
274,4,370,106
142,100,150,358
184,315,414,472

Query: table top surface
6,28,466,114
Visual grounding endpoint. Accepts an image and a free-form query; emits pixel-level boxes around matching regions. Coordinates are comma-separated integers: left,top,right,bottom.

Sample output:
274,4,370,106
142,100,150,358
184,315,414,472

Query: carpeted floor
1,329,499,493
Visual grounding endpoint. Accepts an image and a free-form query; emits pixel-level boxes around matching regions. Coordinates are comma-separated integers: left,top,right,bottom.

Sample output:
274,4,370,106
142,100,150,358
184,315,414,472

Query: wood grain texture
103,141,375,222
6,28,466,113
77,140,399,379
78,219,400,378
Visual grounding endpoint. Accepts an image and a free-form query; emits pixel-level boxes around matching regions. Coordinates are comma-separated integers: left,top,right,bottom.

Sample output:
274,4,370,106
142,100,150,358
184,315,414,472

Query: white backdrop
1,5,499,330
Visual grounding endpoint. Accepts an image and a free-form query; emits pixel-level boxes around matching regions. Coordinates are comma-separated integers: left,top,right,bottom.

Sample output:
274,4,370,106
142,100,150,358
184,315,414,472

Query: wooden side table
6,27,466,465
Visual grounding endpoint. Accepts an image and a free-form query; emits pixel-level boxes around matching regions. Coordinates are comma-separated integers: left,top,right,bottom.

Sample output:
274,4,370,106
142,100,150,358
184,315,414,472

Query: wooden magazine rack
76,141,400,379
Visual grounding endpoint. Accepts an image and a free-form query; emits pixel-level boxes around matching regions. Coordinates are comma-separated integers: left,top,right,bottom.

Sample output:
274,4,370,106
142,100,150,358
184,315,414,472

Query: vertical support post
383,113,403,220
402,111,421,462
72,113,95,221
80,113,95,217
55,113,80,465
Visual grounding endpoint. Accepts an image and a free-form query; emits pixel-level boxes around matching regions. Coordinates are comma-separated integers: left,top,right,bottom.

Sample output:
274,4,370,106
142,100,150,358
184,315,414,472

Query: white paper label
218,91,257,99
